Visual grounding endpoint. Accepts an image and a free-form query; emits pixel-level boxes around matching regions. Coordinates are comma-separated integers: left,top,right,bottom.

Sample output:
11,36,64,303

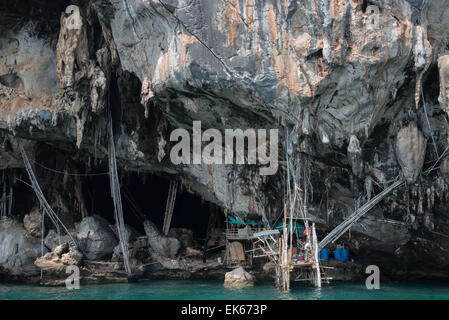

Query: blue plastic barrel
334,248,342,261
319,248,329,260
341,249,349,261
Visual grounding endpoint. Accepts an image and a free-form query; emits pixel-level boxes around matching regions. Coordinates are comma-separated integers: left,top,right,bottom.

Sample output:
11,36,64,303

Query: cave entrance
0,168,35,221
83,170,226,246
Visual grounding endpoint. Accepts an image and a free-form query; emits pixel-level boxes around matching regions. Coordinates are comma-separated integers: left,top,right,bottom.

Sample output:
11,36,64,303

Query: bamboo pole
162,180,178,235
311,223,321,288
107,112,132,275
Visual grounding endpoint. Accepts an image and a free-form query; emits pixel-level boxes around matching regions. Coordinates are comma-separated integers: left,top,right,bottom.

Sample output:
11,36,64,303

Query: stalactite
365,176,373,201
417,186,424,215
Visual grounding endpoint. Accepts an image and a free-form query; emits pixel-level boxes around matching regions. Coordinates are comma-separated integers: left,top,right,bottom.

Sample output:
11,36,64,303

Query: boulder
263,262,275,272
224,267,255,287
23,207,42,238
44,229,74,251
184,247,202,257
206,228,225,248
168,228,194,248
76,215,118,260
110,223,140,243
143,220,180,258
0,219,48,275
35,243,83,270
395,121,427,184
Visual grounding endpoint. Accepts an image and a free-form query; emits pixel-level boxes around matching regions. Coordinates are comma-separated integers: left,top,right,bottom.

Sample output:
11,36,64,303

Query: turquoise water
1,280,449,300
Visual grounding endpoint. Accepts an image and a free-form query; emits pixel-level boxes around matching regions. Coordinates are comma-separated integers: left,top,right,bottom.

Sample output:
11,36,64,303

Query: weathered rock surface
0,219,47,276
44,229,74,251
168,228,194,248
395,121,427,184
347,135,363,178
438,55,449,117
35,242,83,270
77,216,118,260
144,220,180,258
110,224,140,244
23,207,43,238
224,267,255,287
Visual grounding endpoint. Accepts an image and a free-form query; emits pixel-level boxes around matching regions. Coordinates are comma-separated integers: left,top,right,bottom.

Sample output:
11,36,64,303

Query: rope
5,144,109,177
424,145,449,176
17,139,80,250
107,111,132,275
422,87,439,158
27,158,109,177
121,187,146,222
162,180,178,235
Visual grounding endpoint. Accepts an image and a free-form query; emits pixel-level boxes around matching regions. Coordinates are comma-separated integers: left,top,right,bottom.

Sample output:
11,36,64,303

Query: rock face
224,267,255,287
1,0,449,280
77,216,118,260
144,220,180,258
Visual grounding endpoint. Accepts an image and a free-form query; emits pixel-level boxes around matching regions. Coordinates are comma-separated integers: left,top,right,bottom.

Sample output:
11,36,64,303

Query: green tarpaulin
227,216,264,226
273,221,305,234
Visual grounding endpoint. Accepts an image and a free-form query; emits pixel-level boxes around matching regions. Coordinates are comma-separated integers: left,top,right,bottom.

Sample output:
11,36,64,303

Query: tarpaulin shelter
274,221,305,235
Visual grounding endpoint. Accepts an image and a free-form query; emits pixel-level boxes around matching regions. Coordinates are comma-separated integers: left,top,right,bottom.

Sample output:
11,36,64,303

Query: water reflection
1,281,449,300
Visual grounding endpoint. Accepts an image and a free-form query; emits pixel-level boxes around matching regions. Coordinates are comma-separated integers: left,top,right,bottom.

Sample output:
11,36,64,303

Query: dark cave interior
1,138,226,245
83,169,226,241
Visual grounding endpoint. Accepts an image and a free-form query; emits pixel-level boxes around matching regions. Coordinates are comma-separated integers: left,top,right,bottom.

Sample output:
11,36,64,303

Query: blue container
334,249,342,261
341,249,349,261
319,248,329,260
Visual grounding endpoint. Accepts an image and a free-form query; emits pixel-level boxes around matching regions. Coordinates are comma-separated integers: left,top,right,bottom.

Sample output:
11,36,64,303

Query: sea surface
1,280,449,300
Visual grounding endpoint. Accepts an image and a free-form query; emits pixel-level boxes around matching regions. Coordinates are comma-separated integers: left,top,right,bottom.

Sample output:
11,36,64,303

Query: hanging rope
107,111,132,275
17,139,79,249
162,180,178,235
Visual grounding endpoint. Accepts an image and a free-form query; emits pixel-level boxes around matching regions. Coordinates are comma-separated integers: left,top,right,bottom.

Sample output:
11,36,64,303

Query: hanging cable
107,110,132,275
17,139,80,250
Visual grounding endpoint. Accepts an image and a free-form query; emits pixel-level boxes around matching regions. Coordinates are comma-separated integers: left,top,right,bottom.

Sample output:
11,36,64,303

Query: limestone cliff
0,0,449,280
